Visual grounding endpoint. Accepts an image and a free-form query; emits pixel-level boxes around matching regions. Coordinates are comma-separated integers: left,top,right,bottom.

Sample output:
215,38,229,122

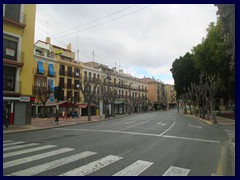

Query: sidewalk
3,115,127,134
182,113,235,126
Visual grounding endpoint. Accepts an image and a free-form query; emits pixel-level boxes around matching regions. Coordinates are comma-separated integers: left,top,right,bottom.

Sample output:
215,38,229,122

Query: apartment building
33,37,83,116
143,78,167,110
81,61,148,116
3,4,36,125
165,84,177,108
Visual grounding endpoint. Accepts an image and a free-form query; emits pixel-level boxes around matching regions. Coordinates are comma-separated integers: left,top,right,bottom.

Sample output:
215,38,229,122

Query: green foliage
171,18,235,102
171,52,200,97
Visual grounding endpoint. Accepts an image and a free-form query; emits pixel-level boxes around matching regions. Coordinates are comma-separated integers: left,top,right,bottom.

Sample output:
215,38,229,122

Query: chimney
67,43,71,51
46,37,51,44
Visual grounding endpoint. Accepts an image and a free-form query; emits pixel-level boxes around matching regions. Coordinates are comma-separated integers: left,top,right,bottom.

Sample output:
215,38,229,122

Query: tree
171,52,200,97
79,77,100,121
192,20,235,108
33,85,52,118
215,4,235,71
108,88,118,117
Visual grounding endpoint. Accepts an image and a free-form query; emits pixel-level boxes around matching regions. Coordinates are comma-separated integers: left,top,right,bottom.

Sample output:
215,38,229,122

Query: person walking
3,106,9,128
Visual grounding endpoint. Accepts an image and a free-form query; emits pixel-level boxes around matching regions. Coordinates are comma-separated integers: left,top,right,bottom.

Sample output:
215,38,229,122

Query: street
3,110,234,176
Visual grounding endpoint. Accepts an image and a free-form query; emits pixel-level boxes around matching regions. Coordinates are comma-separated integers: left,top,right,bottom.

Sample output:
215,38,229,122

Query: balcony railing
35,51,55,59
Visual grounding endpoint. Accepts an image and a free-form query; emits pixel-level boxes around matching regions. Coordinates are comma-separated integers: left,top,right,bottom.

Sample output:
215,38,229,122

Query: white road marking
56,128,160,137
4,148,74,169
3,145,56,158
55,128,220,143
117,120,150,131
163,135,220,144
9,151,97,176
162,166,190,176
3,143,40,152
113,160,153,176
189,123,202,129
159,119,176,136
59,155,123,176
3,140,13,143
157,121,166,126
124,121,135,124
3,141,25,147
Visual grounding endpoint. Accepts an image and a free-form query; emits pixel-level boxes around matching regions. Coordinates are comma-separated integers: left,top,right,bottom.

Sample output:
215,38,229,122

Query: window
74,92,80,103
3,34,19,61
37,61,44,74
88,72,91,81
3,66,16,91
59,64,65,75
4,4,21,23
67,78,72,89
59,77,65,88
47,78,54,92
74,80,80,89
67,66,72,77
48,64,55,76
75,68,80,77
60,55,71,62
84,71,87,80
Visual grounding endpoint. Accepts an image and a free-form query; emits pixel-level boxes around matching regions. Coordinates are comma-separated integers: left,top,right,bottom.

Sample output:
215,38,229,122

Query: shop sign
20,96,30,102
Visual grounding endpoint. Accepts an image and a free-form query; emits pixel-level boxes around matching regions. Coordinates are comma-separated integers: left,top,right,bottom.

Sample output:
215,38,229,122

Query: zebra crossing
3,140,195,176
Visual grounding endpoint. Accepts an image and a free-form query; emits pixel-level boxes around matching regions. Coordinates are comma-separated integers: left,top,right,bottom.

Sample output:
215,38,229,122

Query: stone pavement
3,115,126,134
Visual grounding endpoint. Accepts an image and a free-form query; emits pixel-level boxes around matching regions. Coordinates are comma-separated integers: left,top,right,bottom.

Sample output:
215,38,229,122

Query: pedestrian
3,106,8,128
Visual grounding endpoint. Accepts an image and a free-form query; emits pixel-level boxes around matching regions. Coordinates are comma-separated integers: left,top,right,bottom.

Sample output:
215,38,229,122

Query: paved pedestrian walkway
3,115,124,134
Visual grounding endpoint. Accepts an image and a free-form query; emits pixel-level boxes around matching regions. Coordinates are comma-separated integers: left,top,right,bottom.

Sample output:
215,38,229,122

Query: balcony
3,8,26,28
35,51,55,59
3,50,24,67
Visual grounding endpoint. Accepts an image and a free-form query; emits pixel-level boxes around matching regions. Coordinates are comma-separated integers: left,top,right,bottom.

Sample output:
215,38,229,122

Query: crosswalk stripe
113,160,153,176
3,143,40,152
162,166,190,176
3,148,74,169
3,141,25,147
59,155,123,176
3,140,13,143
3,145,56,158
9,151,97,176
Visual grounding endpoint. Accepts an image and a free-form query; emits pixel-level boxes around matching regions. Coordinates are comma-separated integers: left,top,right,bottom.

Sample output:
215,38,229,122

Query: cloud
35,4,218,85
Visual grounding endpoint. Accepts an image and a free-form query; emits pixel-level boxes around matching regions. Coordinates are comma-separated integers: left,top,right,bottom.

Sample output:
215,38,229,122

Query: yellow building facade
3,4,36,125
33,37,84,117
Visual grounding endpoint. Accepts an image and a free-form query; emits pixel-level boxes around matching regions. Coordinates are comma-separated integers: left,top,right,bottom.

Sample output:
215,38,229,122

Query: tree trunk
87,102,91,121
43,103,46,118
111,102,115,117
210,98,218,124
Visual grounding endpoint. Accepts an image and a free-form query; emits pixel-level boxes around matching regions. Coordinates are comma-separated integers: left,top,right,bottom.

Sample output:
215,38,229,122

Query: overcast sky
35,4,218,85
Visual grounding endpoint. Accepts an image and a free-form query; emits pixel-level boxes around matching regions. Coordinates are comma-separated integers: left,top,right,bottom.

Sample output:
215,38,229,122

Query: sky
35,4,218,85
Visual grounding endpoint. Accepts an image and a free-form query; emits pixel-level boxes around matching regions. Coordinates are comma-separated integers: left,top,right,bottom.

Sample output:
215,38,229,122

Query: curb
3,114,131,135
181,113,213,125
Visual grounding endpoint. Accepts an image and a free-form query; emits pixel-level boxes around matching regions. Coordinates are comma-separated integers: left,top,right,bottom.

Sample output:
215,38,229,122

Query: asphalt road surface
3,110,233,176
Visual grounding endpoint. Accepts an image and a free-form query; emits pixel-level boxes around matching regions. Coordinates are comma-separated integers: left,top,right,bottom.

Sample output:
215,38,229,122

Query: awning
78,104,87,108
37,61,44,74
45,101,79,108
48,63,55,76
77,103,96,108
